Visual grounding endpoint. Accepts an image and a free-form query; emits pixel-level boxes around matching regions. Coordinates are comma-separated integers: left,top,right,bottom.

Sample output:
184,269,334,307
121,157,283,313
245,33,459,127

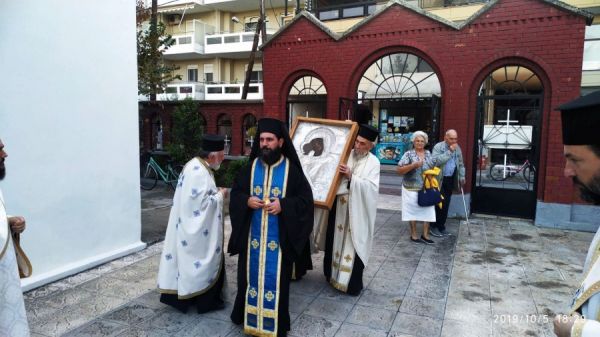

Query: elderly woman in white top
397,131,438,244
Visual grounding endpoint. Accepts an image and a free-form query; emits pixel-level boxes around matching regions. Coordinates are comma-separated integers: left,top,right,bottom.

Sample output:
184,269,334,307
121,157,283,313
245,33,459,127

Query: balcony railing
204,29,276,55
157,82,205,101
162,20,215,59
139,82,264,101
205,83,263,100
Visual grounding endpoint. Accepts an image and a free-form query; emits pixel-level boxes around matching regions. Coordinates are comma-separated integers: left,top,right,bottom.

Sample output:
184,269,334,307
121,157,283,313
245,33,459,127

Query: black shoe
420,236,435,244
429,228,443,237
410,237,422,244
440,230,453,237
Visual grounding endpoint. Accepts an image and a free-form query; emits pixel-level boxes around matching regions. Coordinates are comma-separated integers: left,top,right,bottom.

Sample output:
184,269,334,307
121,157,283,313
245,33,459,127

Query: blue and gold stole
245,156,288,337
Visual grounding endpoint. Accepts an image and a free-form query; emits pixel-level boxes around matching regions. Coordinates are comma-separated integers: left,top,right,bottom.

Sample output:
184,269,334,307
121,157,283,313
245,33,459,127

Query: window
584,25,600,71
204,64,214,83
187,68,198,82
250,70,262,83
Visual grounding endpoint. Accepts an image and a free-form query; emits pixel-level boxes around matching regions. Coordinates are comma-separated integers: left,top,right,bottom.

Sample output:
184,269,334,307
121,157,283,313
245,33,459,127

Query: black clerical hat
202,134,225,151
557,90,600,145
257,118,284,138
358,124,379,142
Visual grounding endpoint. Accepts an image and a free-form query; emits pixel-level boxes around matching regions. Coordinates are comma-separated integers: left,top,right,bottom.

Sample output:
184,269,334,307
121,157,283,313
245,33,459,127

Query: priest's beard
353,149,368,160
209,161,222,171
261,146,282,165
573,173,600,205
0,163,5,180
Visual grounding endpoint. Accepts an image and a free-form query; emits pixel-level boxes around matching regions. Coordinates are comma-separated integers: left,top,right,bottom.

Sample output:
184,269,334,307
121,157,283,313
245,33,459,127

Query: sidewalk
24,191,592,337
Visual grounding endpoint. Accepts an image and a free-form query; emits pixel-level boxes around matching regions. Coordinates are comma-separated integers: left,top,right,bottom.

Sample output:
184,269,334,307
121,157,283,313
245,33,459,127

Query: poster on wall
374,142,404,165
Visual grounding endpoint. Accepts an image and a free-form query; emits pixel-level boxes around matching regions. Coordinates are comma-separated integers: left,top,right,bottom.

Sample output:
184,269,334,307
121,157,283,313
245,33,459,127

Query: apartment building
140,0,307,155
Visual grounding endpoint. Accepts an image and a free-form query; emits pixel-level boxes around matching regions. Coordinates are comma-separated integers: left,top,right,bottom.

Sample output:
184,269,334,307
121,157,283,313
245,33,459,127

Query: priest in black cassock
228,118,314,337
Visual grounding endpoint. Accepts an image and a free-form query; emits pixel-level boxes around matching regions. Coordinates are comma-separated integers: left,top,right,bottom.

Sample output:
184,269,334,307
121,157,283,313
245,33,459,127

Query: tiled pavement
24,193,593,337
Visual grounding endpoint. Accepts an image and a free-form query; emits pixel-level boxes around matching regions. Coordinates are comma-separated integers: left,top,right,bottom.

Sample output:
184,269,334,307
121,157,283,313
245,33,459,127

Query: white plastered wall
0,0,145,290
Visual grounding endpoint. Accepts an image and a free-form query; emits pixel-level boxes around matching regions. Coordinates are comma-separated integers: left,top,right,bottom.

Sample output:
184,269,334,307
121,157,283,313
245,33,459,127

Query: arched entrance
286,75,327,127
217,114,232,154
472,65,543,219
351,52,441,165
241,113,257,155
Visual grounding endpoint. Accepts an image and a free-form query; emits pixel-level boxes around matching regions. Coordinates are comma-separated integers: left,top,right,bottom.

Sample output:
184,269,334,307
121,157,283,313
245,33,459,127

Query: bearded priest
157,134,228,314
319,124,380,296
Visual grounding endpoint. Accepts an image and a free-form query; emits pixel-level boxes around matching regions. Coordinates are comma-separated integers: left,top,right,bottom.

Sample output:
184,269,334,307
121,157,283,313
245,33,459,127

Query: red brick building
258,0,595,227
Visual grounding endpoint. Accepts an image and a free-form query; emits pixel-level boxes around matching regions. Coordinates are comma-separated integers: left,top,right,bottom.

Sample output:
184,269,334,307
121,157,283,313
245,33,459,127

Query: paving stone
132,308,196,334
367,276,410,295
224,325,248,337
389,313,442,337
289,294,316,313
345,304,396,331
29,294,128,336
405,274,449,301
24,297,64,323
492,317,547,337
334,322,388,337
201,301,235,322
375,264,417,281
132,290,169,310
289,272,327,297
444,294,492,324
61,319,128,337
440,318,492,337
172,317,235,337
38,287,97,309
304,297,354,321
399,296,446,320
356,289,403,311
106,264,153,282
102,303,158,325
289,314,342,337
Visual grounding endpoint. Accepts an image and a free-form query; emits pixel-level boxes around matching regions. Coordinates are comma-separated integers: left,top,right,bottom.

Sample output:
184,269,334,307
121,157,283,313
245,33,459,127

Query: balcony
162,20,215,60
157,82,205,101
139,82,264,101
205,83,263,100
204,30,275,58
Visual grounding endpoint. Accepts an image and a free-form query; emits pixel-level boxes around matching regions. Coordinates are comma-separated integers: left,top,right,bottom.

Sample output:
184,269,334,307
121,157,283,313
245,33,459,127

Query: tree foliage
166,98,203,164
137,1,181,99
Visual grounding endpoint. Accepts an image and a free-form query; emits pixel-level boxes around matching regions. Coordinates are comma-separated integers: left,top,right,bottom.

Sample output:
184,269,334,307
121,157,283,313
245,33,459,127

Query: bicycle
140,156,183,190
489,159,536,183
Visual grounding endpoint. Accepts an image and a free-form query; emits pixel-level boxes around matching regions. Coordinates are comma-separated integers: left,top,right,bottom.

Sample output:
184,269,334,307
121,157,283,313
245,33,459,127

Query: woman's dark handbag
417,185,443,207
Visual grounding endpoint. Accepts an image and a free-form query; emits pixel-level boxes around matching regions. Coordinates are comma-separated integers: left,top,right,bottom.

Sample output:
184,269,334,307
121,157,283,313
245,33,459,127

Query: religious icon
290,117,358,209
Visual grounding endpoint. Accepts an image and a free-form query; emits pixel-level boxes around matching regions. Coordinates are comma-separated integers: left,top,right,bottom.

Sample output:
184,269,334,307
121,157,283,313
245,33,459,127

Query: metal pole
460,186,471,236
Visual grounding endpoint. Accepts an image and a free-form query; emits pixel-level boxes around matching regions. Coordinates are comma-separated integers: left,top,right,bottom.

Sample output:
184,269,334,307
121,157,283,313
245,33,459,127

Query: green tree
137,1,181,100
166,98,203,164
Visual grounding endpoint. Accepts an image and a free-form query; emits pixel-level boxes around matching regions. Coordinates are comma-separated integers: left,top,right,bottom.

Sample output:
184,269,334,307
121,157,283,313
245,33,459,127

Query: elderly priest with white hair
316,124,380,296
157,134,228,314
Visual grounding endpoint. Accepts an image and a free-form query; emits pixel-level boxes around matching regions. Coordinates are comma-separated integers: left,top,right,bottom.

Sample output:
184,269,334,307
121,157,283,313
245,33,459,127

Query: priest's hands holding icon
339,164,352,179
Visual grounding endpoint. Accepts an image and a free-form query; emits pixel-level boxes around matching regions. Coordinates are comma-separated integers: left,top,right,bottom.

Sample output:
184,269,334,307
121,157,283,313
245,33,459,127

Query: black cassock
228,158,313,337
